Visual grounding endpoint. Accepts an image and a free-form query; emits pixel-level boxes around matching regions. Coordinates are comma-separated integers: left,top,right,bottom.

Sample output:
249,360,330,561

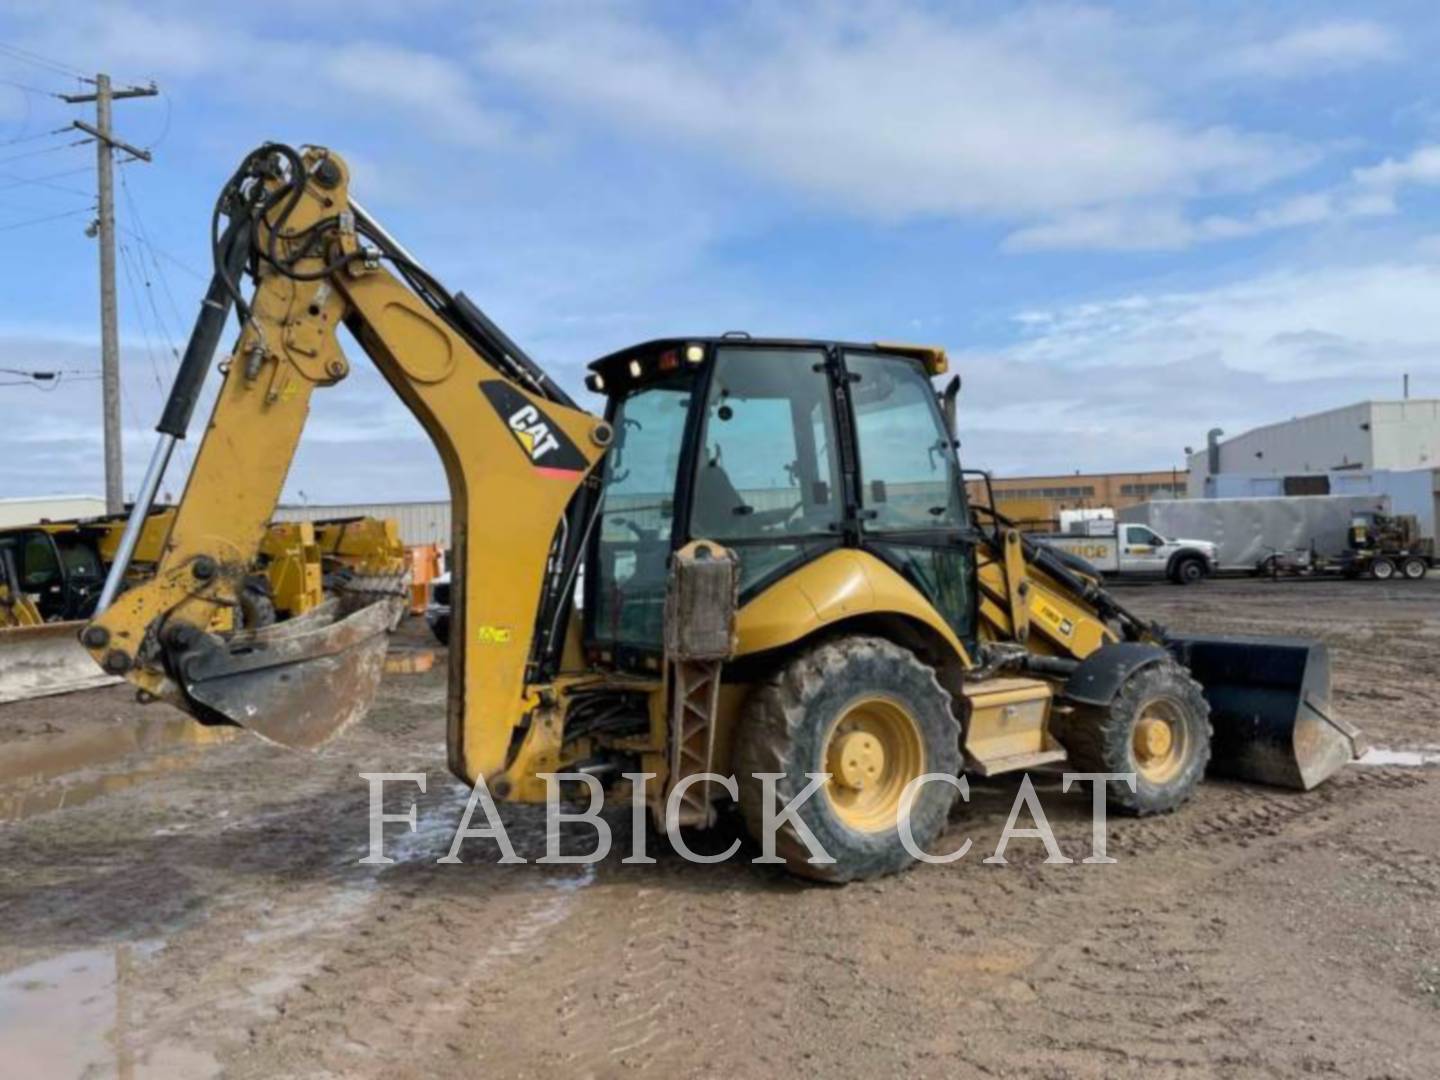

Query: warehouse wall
0,495,107,528
275,501,451,547
1206,467,1438,538
1370,400,1440,470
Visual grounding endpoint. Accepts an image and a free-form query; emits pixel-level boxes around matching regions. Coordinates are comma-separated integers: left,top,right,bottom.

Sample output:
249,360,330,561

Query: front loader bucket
0,622,120,704
175,597,403,751
1168,634,1364,790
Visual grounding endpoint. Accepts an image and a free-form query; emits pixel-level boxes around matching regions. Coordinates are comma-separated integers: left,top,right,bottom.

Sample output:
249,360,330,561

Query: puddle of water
0,940,218,1079
0,749,209,825
1355,747,1440,767
0,716,236,825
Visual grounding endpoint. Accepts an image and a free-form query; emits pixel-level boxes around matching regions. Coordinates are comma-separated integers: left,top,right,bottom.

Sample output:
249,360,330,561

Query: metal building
274,500,451,547
1188,400,1440,494
1186,400,1440,539
0,495,108,529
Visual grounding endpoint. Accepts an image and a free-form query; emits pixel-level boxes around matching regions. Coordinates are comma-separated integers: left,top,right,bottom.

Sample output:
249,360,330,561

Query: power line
0,366,102,391
118,169,187,337
0,204,93,232
0,126,70,149
0,164,92,197
0,136,89,168
0,76,61,97
116,172,193,477
0,41,90,80
116,221,205,280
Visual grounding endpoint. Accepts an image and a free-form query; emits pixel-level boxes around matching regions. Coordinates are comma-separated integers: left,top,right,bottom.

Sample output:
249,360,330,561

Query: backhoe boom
83,144,611,783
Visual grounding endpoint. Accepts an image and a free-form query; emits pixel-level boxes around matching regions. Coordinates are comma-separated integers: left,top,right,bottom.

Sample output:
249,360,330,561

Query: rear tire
1053,660,1211,815
1401,556,1428,580
1369,557,1396,581
735,636,960,883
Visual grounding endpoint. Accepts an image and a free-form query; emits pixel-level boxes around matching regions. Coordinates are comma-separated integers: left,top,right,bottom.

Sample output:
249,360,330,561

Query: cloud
1224,19,1399,80
8,2,515,154
478,3,1308,221
1007,141,1440,252
956,259,1440,474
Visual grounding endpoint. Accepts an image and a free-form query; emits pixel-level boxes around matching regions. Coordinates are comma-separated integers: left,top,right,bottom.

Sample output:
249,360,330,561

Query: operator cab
581,337,975,671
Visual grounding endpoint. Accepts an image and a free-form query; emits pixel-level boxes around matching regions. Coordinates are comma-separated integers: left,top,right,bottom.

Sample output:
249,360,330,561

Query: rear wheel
1369,557,1396,581
735,636,960,882
1401,556,1428,580
1053,660,1211,814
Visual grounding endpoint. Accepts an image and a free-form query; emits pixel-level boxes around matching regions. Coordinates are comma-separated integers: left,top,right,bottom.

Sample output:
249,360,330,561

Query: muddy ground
1,578,1437,1078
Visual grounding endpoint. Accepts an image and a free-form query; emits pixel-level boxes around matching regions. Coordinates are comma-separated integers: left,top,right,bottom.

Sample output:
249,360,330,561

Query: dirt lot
1,578,1437,1078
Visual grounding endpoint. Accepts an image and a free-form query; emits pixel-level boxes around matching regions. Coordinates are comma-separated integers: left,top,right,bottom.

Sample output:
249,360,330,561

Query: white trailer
1117,495,1391,572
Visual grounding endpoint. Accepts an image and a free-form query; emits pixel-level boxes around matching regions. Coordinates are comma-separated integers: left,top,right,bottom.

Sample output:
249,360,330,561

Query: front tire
1401,556,1428,580
1173,556,1206,585
735,636,960,882
1370,557,1396,581
1053,660,1211,814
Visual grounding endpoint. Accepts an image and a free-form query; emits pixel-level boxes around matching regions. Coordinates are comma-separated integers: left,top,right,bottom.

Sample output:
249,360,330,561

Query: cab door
12,530,67,620
1120,524,1167,573
844,351,976,645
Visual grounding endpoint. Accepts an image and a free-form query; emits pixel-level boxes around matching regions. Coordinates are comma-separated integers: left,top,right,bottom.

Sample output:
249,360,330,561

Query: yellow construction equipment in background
81,144,1362,881
0,507,402,703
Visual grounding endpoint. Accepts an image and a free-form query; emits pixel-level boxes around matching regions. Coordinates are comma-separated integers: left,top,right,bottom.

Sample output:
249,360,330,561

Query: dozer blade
175,597,403,751
1168,634,1365,790
0,622,121,704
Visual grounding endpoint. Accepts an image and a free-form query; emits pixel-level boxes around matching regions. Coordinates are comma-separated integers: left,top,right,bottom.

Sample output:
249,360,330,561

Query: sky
2,0,1439,503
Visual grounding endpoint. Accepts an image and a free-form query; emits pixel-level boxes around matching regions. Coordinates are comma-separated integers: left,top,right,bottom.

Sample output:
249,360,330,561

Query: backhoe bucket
1168,634,1364,790
0,622,120,704
175,597,403,751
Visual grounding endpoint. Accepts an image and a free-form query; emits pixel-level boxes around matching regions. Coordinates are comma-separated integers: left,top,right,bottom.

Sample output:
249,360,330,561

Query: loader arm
83,145,611,786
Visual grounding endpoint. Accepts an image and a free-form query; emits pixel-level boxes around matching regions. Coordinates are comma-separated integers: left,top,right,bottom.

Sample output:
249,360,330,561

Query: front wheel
1370,557,1396,581
735,636,960,882
1401,556,1428,580
1173,556,1207,585
1052,660,1211,814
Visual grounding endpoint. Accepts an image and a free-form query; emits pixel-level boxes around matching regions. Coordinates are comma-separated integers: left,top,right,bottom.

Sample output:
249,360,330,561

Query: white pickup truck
1035,520,1217,585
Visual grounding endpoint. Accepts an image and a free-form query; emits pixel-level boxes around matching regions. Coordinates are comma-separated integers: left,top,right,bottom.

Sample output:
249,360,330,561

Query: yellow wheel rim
823,696,926,833
1132,697,1187,784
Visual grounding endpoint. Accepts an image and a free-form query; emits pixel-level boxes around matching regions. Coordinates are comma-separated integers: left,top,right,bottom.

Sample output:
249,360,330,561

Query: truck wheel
1369,557,1396,581
1173,556,1206,585
735,636,960,883
1054,661,1211,815
1401,556,1428,580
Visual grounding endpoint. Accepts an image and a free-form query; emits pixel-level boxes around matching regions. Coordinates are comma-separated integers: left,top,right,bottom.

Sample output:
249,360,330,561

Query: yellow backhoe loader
80,144,1363,880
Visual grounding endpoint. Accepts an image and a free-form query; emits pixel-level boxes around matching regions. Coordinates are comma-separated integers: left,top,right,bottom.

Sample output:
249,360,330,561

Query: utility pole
61,75,158,513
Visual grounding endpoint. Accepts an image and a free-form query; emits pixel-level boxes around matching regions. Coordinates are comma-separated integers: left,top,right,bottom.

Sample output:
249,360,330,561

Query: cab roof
587,336,948,384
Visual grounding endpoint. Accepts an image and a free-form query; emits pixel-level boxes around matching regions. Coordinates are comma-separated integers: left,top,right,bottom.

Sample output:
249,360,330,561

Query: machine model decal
479,381,589,476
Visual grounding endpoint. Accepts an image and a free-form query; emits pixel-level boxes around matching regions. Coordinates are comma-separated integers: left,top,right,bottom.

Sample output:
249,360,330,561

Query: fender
1063,641,1170,706
1164,547,1210,577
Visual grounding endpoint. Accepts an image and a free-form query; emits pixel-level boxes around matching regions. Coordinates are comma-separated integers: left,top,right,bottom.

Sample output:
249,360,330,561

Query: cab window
690,348,840,543
56,536,102,578
21,533,60,587
846,353,964,532
591,377,692,649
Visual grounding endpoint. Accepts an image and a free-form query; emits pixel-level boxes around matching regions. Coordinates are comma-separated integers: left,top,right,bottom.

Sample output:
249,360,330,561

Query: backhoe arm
83,145,611,786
